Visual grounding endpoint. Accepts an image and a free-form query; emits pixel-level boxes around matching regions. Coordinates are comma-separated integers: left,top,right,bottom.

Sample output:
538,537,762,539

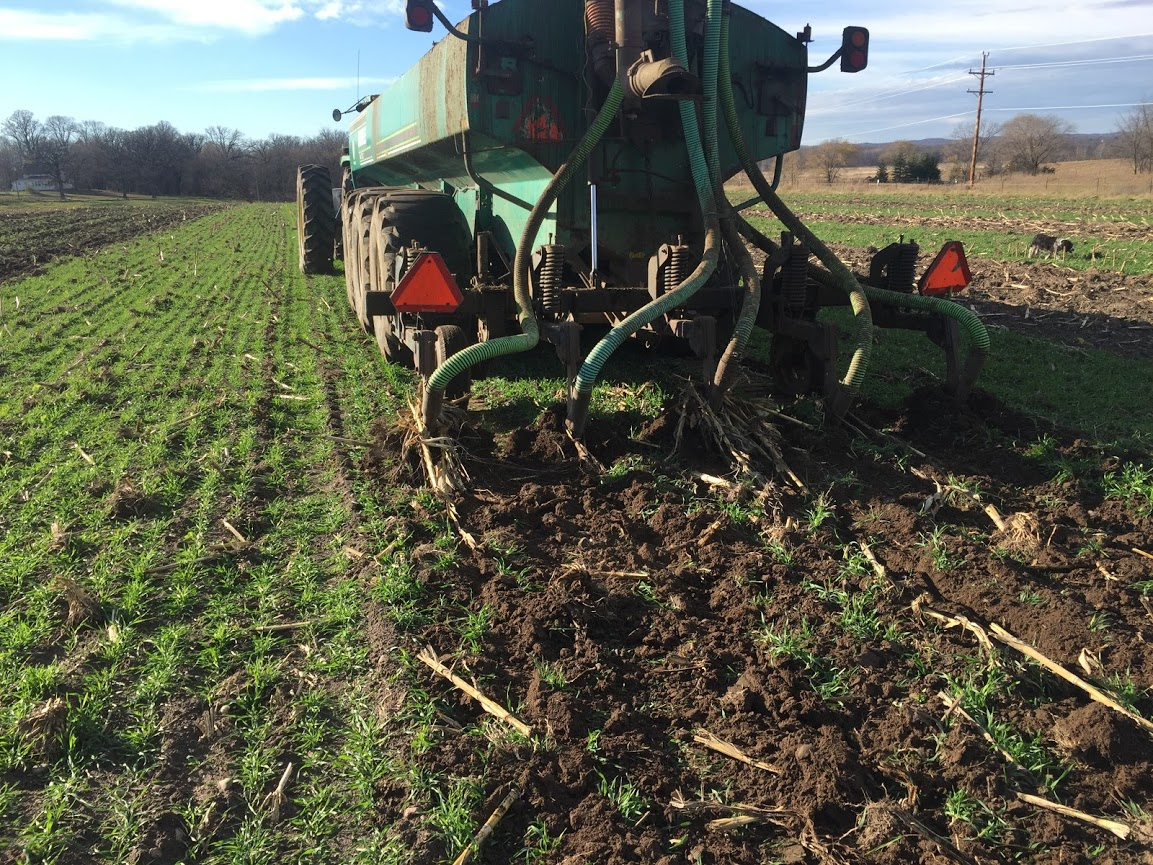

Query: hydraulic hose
718,22,873,405
711,11,760,395
568,0,721,437
804,263,989,392
867,286,988,352
421,80,624,429
701,0,722,186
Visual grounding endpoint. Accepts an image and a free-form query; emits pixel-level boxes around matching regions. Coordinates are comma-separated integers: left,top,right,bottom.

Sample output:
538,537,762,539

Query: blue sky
2,0,1151,145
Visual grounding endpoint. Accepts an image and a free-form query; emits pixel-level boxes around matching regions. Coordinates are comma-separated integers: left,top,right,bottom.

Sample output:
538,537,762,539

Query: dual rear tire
296,164,335,274
339,187,474,397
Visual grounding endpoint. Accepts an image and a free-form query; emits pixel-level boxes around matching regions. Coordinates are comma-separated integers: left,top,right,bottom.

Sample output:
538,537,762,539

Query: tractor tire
296,164,335,275
373,190,473,279
435,325,471,399
369,198,413,367
364,189,474,370
352,193,377,332
342,191,358,310
333,164,352,261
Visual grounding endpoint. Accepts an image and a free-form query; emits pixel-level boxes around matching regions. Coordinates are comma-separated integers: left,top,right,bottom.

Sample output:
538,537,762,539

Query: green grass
0,204,401,862
3,191,1151,863
786,304,1153,448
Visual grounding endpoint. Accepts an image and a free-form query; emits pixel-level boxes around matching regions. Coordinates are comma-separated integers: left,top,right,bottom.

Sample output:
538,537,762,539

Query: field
1,188,1152,864
0,194,227,288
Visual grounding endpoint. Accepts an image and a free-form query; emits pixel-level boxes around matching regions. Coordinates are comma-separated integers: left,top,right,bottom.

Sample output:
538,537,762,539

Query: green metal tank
347,0,806,287
296,0,986,437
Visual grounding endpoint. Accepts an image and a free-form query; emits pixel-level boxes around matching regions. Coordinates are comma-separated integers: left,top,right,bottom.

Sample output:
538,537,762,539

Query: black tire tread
297,164,335,274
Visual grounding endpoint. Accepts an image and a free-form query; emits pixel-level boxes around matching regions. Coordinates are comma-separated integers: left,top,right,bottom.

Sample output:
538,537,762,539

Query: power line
985,101,1153,112
996,54,1153,71
838,111,973,140
807,74,969,114
898,34,1153,76
996,33,1153,53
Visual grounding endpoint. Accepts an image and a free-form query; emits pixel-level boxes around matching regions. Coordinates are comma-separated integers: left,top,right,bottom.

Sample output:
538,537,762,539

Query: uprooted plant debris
359,384,1153,864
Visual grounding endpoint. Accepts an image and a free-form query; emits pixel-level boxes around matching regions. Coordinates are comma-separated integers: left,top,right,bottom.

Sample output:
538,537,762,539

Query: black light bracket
332,95,378,122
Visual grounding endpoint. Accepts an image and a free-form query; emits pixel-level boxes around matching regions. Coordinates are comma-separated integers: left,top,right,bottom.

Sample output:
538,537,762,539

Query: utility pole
967,52,993,186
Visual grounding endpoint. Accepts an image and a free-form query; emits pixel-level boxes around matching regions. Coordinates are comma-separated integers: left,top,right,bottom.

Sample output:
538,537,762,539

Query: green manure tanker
296,0,987,436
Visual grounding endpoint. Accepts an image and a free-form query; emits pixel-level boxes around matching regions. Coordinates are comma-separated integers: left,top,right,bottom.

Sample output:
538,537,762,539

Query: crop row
0,204,405,862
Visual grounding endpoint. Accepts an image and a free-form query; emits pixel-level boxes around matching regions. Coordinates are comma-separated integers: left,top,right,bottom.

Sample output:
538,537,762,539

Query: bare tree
999,113,1074,175
200,125,249,196
6,108,352,201
2,109,43,171
948,119,1003,181
0,139,20,190
781,150,805,186
812,138,857,184
1115,104,1153,174
204,125,246,161
41,115,79,198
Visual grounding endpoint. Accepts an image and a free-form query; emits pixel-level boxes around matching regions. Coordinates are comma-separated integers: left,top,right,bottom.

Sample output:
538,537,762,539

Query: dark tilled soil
362,386,1153,864
0,203,227,285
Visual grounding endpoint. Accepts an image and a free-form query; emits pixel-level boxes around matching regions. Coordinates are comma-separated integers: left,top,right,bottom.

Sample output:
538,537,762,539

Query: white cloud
0,9,127,40
190,75,397,91
103,0,304,34
0,0,408,41
303,0,406,25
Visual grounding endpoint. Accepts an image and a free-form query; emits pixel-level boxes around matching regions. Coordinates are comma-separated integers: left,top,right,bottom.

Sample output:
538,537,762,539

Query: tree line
803,106,1153,184
1,110,345,200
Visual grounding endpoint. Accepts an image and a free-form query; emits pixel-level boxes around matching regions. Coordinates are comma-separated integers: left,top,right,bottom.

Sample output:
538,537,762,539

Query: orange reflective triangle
918,240,972,296
390,252,463,313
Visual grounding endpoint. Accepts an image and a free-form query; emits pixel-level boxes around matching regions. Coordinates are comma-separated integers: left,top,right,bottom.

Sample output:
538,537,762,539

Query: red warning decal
515,96,564,142
919,240,973,296
390,252,463,313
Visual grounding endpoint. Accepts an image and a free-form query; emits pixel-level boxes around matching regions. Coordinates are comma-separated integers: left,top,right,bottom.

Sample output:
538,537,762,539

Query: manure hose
857,276,989,384
718,19,873,405
712,12,761,396
421,80,625,429
568,0,722,437
867,285,988,352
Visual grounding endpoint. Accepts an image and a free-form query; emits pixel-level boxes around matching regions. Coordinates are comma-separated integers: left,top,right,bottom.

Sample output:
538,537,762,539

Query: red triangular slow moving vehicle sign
918,240,972,296
390,252,464,313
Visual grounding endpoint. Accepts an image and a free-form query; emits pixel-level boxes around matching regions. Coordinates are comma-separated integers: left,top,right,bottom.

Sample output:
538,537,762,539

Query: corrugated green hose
568,0,722,436
711,12,761,395
421,80,624,429
717,23,874,403
871,286,989,352
702,0,722,186
803,264,990,373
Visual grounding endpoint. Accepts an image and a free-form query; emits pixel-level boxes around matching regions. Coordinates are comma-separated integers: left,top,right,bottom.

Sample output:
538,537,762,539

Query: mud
0,203,226,286
363,385,1153,864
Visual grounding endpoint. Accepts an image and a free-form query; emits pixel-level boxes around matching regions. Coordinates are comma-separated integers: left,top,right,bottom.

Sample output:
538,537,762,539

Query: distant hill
800,132,1122,168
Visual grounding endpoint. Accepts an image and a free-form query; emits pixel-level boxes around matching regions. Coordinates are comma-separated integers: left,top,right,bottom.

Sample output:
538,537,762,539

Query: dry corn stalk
1015,792,1130,840
417,647,532,737
693,728,781,774
916,598,1153,734
675,382,803,492
988,623,1153,734
451,776,525,865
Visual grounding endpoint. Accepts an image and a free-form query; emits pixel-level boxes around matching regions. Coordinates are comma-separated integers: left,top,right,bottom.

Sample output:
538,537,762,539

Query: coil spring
783,243,810,315
665,245,689,292
890,244,919,293
584,0,613,38
538,245,564,315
